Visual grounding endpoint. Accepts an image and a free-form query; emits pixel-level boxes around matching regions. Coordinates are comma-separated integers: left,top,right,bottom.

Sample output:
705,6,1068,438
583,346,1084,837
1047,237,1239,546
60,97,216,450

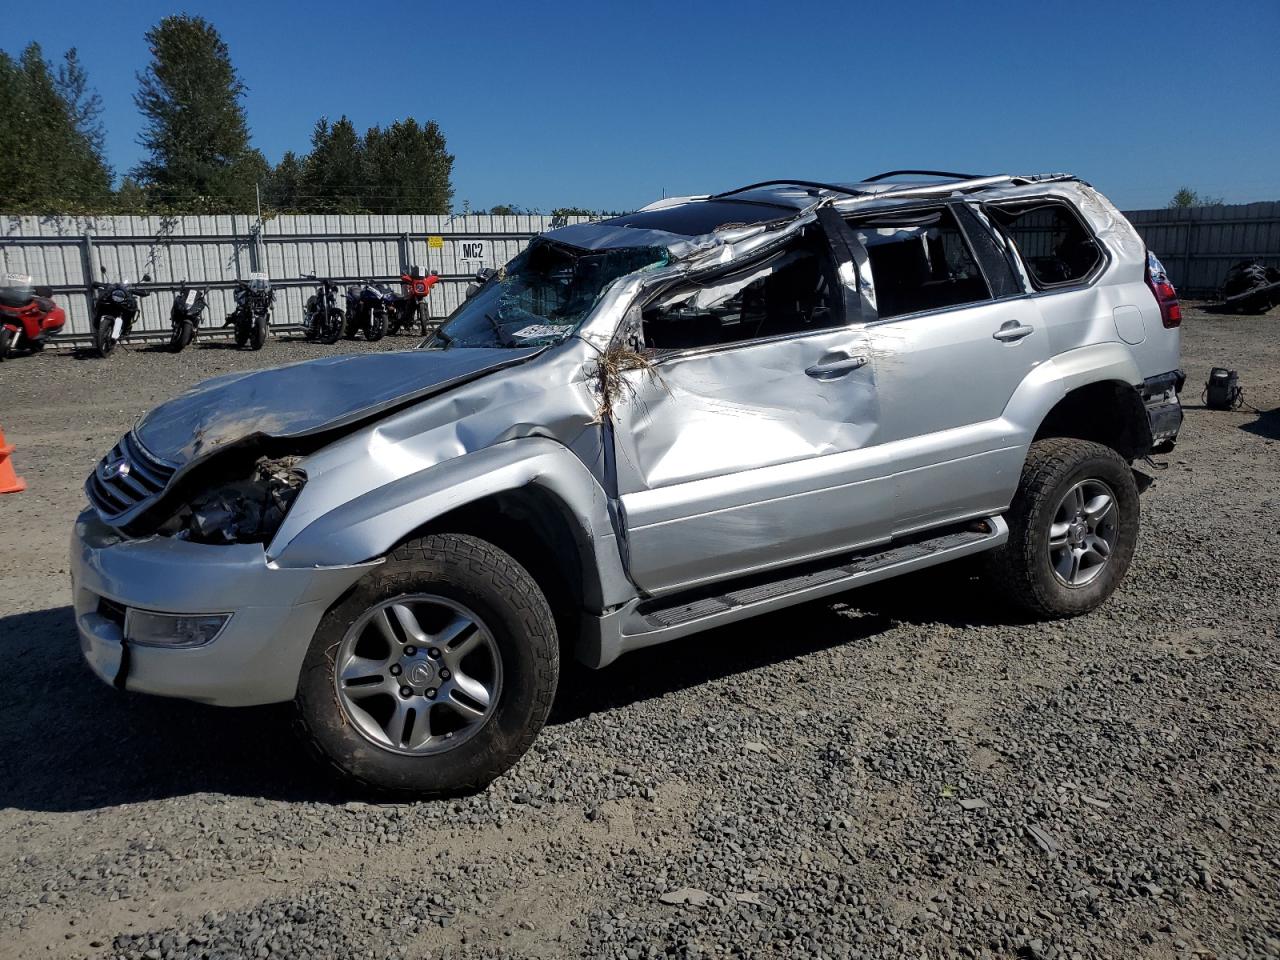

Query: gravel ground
0,310,1276,960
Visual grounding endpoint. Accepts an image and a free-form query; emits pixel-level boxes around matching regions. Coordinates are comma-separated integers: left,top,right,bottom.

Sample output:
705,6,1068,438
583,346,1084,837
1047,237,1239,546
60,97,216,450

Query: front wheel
295,534,559,796
93,315,116,357
249,312,268,350
0,327,12,361
169,321,194,353
987,438,1139,618
365,309,387,342
321,309,344,345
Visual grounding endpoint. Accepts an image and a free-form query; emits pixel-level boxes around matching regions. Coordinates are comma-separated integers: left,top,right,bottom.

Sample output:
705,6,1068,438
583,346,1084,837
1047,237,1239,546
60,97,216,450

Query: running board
579,517,1007,668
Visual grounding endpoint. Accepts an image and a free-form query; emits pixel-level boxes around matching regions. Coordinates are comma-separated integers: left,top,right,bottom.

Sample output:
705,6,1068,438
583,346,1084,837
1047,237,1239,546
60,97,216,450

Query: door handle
993,321,1035,342
805,355,868,378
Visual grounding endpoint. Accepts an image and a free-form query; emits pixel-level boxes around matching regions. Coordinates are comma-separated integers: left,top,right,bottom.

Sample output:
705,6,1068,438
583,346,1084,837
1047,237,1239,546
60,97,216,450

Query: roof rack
862,169,989,182
712,180,866,200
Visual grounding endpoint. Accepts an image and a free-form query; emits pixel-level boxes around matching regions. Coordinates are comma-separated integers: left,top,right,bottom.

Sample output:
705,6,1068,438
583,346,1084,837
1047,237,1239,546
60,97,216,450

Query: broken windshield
431,240,666,349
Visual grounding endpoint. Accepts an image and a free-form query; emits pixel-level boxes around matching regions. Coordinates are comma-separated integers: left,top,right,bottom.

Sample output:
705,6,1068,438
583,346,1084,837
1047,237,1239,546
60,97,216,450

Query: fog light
124,610,230,648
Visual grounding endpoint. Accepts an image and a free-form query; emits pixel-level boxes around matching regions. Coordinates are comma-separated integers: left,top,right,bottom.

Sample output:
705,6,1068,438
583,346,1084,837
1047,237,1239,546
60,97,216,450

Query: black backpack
1204,368,1243,410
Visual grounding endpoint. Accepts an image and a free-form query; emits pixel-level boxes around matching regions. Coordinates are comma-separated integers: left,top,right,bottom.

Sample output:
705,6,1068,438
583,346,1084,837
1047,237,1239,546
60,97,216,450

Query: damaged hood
134,347,540,465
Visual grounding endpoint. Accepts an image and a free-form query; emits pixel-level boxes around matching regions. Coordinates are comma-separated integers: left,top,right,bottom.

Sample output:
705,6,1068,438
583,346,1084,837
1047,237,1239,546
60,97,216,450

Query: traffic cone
0,426,26,494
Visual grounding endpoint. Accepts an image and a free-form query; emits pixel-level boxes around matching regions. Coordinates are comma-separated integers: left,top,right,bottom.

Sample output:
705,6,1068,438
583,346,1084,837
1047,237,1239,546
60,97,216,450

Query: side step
581,517,1007,667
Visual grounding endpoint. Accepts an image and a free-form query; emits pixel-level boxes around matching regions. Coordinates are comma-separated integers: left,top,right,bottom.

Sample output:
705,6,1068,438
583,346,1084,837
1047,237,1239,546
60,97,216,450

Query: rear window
987,200,1103,287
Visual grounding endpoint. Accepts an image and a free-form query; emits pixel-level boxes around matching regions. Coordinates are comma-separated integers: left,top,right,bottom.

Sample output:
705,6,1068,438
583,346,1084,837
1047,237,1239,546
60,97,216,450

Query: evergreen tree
132,15,264,211
300,116,365,212
361,118,454,214
262,150,305,213
0,43,112,212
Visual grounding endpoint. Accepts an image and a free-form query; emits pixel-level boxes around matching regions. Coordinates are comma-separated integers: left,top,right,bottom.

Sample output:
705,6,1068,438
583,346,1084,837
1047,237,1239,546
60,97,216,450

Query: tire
234,324,249,348
988,438,1139,618
249,312,268,350
295,533,559,796
169,322,193,353
93,315,115,357
365,309,387,342
322,309,344,345
0,327,12,361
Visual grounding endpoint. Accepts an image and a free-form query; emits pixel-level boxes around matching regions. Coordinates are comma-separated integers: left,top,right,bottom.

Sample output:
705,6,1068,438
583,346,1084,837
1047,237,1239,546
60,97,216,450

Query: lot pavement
0,311,1276,959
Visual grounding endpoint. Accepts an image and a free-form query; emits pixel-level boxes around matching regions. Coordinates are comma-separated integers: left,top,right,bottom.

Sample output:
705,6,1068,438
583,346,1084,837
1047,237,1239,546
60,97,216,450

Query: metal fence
2,200,1278,342
0,213,592,341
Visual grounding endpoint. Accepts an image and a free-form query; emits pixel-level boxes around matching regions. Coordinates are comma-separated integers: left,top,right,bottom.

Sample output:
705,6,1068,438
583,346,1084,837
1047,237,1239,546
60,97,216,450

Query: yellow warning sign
427,236,444,249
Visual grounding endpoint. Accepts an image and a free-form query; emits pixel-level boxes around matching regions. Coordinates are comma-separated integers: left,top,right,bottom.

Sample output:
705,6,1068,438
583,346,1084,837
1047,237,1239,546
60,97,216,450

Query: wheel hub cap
1047,478,1119,587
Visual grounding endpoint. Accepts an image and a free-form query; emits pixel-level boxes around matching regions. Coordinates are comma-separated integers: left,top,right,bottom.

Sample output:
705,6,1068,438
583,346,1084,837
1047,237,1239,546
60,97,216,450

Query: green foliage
132,15,264,212
0,43,113,212
1168,187,1224,209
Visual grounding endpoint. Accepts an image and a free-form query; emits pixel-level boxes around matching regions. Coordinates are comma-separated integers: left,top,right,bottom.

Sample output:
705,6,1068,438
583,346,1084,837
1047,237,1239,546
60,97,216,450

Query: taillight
1145,251,1181,328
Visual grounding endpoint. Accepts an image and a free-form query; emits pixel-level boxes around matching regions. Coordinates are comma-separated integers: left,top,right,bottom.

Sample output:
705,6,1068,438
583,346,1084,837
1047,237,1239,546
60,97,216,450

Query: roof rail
712,180,866,200
862,169,989,182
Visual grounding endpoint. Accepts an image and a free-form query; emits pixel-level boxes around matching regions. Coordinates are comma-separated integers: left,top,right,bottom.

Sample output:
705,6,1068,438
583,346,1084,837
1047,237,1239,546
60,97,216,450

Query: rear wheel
0,327,12,361
295,534,558,796
988,438,1139,618
93,315,116,357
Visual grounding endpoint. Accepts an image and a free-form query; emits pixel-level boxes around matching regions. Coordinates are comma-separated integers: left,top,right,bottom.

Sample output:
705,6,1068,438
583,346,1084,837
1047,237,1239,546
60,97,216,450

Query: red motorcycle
387,267,440,336
0,275,66,361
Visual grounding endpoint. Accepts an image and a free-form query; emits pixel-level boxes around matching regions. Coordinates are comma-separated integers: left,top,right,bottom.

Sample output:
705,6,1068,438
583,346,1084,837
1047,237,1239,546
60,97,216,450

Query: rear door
846,201,1049,532
609,220,889,595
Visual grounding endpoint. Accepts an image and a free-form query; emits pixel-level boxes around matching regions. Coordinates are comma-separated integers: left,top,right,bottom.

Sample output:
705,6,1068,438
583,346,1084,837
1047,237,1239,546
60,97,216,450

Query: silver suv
73,172,1185,794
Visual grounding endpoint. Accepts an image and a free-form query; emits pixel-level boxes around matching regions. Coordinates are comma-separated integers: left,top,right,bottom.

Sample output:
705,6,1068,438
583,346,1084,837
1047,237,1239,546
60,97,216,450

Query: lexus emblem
101,458,131,482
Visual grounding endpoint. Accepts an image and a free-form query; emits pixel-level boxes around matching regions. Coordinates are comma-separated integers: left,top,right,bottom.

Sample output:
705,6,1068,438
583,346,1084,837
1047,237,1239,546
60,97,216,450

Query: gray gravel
0,309,1277,959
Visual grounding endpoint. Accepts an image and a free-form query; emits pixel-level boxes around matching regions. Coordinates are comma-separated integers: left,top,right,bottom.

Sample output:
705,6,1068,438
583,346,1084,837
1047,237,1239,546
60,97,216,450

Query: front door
609,222,889,595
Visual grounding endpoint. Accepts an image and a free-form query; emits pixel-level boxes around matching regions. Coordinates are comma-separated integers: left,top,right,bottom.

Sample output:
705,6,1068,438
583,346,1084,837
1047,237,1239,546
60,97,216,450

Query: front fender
272,437,634,610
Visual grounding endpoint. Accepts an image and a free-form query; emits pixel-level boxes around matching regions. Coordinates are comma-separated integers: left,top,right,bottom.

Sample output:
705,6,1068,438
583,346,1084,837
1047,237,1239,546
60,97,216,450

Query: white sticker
511,324,568,341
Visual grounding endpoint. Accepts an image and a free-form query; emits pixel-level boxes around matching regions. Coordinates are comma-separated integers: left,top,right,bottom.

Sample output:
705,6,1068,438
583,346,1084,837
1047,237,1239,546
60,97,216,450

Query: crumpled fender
1002,341,1145,437
271,437,635,612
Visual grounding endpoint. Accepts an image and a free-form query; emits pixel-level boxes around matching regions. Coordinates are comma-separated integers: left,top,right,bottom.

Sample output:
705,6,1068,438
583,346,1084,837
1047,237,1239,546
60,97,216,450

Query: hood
134,347,540,466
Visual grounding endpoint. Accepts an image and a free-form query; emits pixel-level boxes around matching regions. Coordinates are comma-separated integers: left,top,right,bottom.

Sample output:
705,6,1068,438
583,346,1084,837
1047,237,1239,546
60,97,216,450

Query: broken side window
641,227,841,351
844,206,992,320
986,200,1103,288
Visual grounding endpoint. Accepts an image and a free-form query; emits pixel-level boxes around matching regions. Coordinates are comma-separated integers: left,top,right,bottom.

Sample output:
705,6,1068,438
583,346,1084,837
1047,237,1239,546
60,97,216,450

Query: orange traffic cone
0,426,26,494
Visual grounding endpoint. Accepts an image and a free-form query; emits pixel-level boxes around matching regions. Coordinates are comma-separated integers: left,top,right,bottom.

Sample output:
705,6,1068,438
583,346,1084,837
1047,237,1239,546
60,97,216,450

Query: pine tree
361,118,454,214
0,43,112,212
132,15,264,211
300,116,365,212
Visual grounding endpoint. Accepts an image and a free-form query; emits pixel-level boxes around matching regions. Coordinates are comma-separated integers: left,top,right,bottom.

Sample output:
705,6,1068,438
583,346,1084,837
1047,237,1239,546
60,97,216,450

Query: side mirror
34,285,53,298
142,273,152,283
475,267,497,284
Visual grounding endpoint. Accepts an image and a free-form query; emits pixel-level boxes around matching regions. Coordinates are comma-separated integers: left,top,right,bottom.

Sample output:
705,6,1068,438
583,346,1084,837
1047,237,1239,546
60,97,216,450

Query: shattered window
433,240,666,349
987,200,1102,287
846,207,991,319
642,229,840,351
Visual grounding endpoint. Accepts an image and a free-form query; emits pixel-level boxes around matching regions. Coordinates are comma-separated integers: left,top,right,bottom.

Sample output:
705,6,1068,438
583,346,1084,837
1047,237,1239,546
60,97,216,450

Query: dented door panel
611,330,885,594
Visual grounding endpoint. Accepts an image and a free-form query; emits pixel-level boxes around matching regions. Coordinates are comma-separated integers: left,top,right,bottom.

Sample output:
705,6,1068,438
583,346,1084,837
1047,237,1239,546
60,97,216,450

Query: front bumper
1143,370,1185,453
70,509,375,706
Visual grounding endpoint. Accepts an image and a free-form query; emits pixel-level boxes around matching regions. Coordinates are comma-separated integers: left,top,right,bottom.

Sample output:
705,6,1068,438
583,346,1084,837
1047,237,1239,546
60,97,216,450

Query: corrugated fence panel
7,202,1274,339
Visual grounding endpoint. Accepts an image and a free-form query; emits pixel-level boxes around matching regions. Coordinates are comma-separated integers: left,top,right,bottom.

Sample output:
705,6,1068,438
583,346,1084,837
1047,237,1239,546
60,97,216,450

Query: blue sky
8,0,1280,212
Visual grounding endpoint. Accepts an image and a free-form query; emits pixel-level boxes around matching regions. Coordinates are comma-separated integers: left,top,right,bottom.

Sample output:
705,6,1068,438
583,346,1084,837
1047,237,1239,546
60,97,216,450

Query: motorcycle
227,272,274,350
387,267,440,336
0,273,66,361
167,281,209,353
300,273,344,344
344,280,392,341
91,270,151,357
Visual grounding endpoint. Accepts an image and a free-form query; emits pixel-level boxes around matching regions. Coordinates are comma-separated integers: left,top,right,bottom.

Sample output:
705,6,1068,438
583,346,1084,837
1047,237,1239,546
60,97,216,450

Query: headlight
176,457,304,545
125,610,230,648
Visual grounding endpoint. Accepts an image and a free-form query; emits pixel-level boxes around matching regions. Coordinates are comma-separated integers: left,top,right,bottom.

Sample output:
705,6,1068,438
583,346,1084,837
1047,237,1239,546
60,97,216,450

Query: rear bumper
1143,369,1185,453
70,509,375,706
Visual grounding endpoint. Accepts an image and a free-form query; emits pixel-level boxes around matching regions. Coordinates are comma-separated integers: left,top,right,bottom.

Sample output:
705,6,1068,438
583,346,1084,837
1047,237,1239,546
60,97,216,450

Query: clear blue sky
9,0,1280,212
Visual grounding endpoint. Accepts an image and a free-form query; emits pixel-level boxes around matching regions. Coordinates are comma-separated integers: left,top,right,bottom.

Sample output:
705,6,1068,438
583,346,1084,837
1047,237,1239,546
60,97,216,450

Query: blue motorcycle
344,280,392,341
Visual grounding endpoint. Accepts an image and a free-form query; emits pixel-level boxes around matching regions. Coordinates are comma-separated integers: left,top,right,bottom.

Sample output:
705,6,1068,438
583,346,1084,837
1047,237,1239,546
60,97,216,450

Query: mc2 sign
459,240,488,264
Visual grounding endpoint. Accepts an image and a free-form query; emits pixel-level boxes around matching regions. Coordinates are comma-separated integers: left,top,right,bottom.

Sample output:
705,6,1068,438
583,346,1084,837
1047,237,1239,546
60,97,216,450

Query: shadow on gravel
0,605,355,813
1240,406,1280,440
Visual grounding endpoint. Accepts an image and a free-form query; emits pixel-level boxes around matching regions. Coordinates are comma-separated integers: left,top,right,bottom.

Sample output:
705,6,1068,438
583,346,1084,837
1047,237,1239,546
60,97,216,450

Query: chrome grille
86,432,176,521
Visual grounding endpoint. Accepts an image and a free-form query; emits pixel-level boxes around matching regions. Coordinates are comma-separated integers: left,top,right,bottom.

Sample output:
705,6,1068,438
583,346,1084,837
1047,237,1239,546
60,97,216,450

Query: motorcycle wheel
169,322,194,353
249,313,268,351
417,304,430,337
0,327,12,361
322,310,345,345
93,315,116,357
366,310,387,342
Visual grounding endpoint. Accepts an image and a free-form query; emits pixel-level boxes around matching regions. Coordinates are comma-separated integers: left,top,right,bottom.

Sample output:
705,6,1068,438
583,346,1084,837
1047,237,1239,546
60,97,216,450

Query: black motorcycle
91,270,152,357
167,281,209,353
227,272,274,350
300,273,344,344
344,280,391,341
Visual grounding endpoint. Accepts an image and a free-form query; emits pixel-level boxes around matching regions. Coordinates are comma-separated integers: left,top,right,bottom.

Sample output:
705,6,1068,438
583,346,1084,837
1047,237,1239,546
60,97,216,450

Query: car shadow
0,563,1022,812
1241,406,1280,440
